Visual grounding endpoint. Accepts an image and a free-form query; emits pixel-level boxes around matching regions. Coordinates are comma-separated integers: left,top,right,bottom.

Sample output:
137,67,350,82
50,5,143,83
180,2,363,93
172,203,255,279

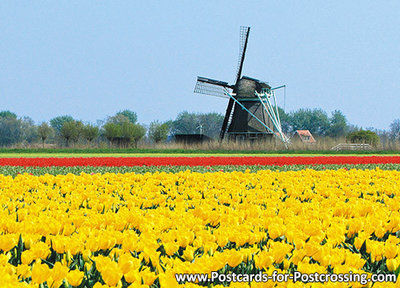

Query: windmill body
227,76,274,141
194,26,289,145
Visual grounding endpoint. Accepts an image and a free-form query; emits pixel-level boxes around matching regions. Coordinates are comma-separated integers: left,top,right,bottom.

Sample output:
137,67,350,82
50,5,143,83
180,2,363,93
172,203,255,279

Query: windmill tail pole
255,90,289,148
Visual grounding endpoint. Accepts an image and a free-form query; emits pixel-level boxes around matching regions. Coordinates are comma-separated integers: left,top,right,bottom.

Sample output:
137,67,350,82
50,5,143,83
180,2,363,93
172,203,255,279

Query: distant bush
347,130,379,147
149,121,170,143
82,124,99,144
102,112,146,148
171,112,224,138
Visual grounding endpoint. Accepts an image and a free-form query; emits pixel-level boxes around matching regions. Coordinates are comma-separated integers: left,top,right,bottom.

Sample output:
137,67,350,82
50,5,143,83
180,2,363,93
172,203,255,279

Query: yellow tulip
385,243,398,259
0,235,17,252
21,250,34,265
101,265,122,287
140,269,157,286
254,251,274,270
66,269,84,287
226,251,244,267
16,264,31,279
51,262,68,283
290,249,306,266
158,271,180,288
31,262,51,284
183,246,196,262
82,249,92,263
387,258,399,272
163,242,179,256
118,253,139,275
124,269,141,284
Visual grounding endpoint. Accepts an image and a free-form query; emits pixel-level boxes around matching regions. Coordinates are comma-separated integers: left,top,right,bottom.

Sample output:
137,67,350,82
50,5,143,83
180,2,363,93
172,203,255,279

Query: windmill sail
235,26,250,83
194,77,232,98
220,26,250,140
219,98,236,139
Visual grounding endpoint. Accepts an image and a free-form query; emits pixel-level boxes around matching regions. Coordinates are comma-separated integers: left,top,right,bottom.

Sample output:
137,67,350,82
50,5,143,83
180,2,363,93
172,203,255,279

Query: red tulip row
0,156,400,167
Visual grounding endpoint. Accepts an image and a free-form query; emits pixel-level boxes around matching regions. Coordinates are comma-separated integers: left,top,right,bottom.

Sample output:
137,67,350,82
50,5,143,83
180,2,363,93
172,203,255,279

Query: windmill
194,26,289,146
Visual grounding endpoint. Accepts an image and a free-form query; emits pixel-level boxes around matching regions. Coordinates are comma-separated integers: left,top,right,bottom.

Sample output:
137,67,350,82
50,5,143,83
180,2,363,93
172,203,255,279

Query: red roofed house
294,130,316,144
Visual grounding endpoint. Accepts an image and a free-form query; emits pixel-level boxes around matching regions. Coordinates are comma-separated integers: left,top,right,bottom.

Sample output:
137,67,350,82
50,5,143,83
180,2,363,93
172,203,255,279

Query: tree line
0,108,400,147
278,108,350,138
278,108,398,146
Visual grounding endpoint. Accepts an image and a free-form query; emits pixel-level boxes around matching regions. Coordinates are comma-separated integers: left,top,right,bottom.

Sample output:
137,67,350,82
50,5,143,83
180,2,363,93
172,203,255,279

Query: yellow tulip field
1,168,400,287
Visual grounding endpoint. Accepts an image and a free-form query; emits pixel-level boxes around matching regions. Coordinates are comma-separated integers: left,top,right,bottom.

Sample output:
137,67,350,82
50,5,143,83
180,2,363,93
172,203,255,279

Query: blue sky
1,1,399,130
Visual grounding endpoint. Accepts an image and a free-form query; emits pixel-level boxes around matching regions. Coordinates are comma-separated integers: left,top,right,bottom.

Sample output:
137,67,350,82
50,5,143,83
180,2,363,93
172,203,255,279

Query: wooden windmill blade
194,77,233,99
235,26,250,84
219,26,251,140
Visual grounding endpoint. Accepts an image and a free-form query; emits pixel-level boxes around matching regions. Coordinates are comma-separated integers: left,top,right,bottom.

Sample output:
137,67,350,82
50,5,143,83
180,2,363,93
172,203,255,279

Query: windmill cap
241,76,271,89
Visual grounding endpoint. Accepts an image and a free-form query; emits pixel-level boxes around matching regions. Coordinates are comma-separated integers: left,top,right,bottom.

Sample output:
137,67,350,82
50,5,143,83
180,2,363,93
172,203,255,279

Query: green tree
289,108,330,136
326,110,348,138
132,123,146,148
390,119,400,140
347,129,379,147
108,114,128,126
0,110,17,119
0,117,22,146
171,112,224,138
60,120,83,146
103,122,122,146
149,121,170,143
37,122,54,148
198,113,224,138
20,116,38,143
82,124,99,144
171,111,197,134
102,119,146,148
0,112,38,145
102,110,146,148
115,110,137,124
50,115,74,134
120,121,135,147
